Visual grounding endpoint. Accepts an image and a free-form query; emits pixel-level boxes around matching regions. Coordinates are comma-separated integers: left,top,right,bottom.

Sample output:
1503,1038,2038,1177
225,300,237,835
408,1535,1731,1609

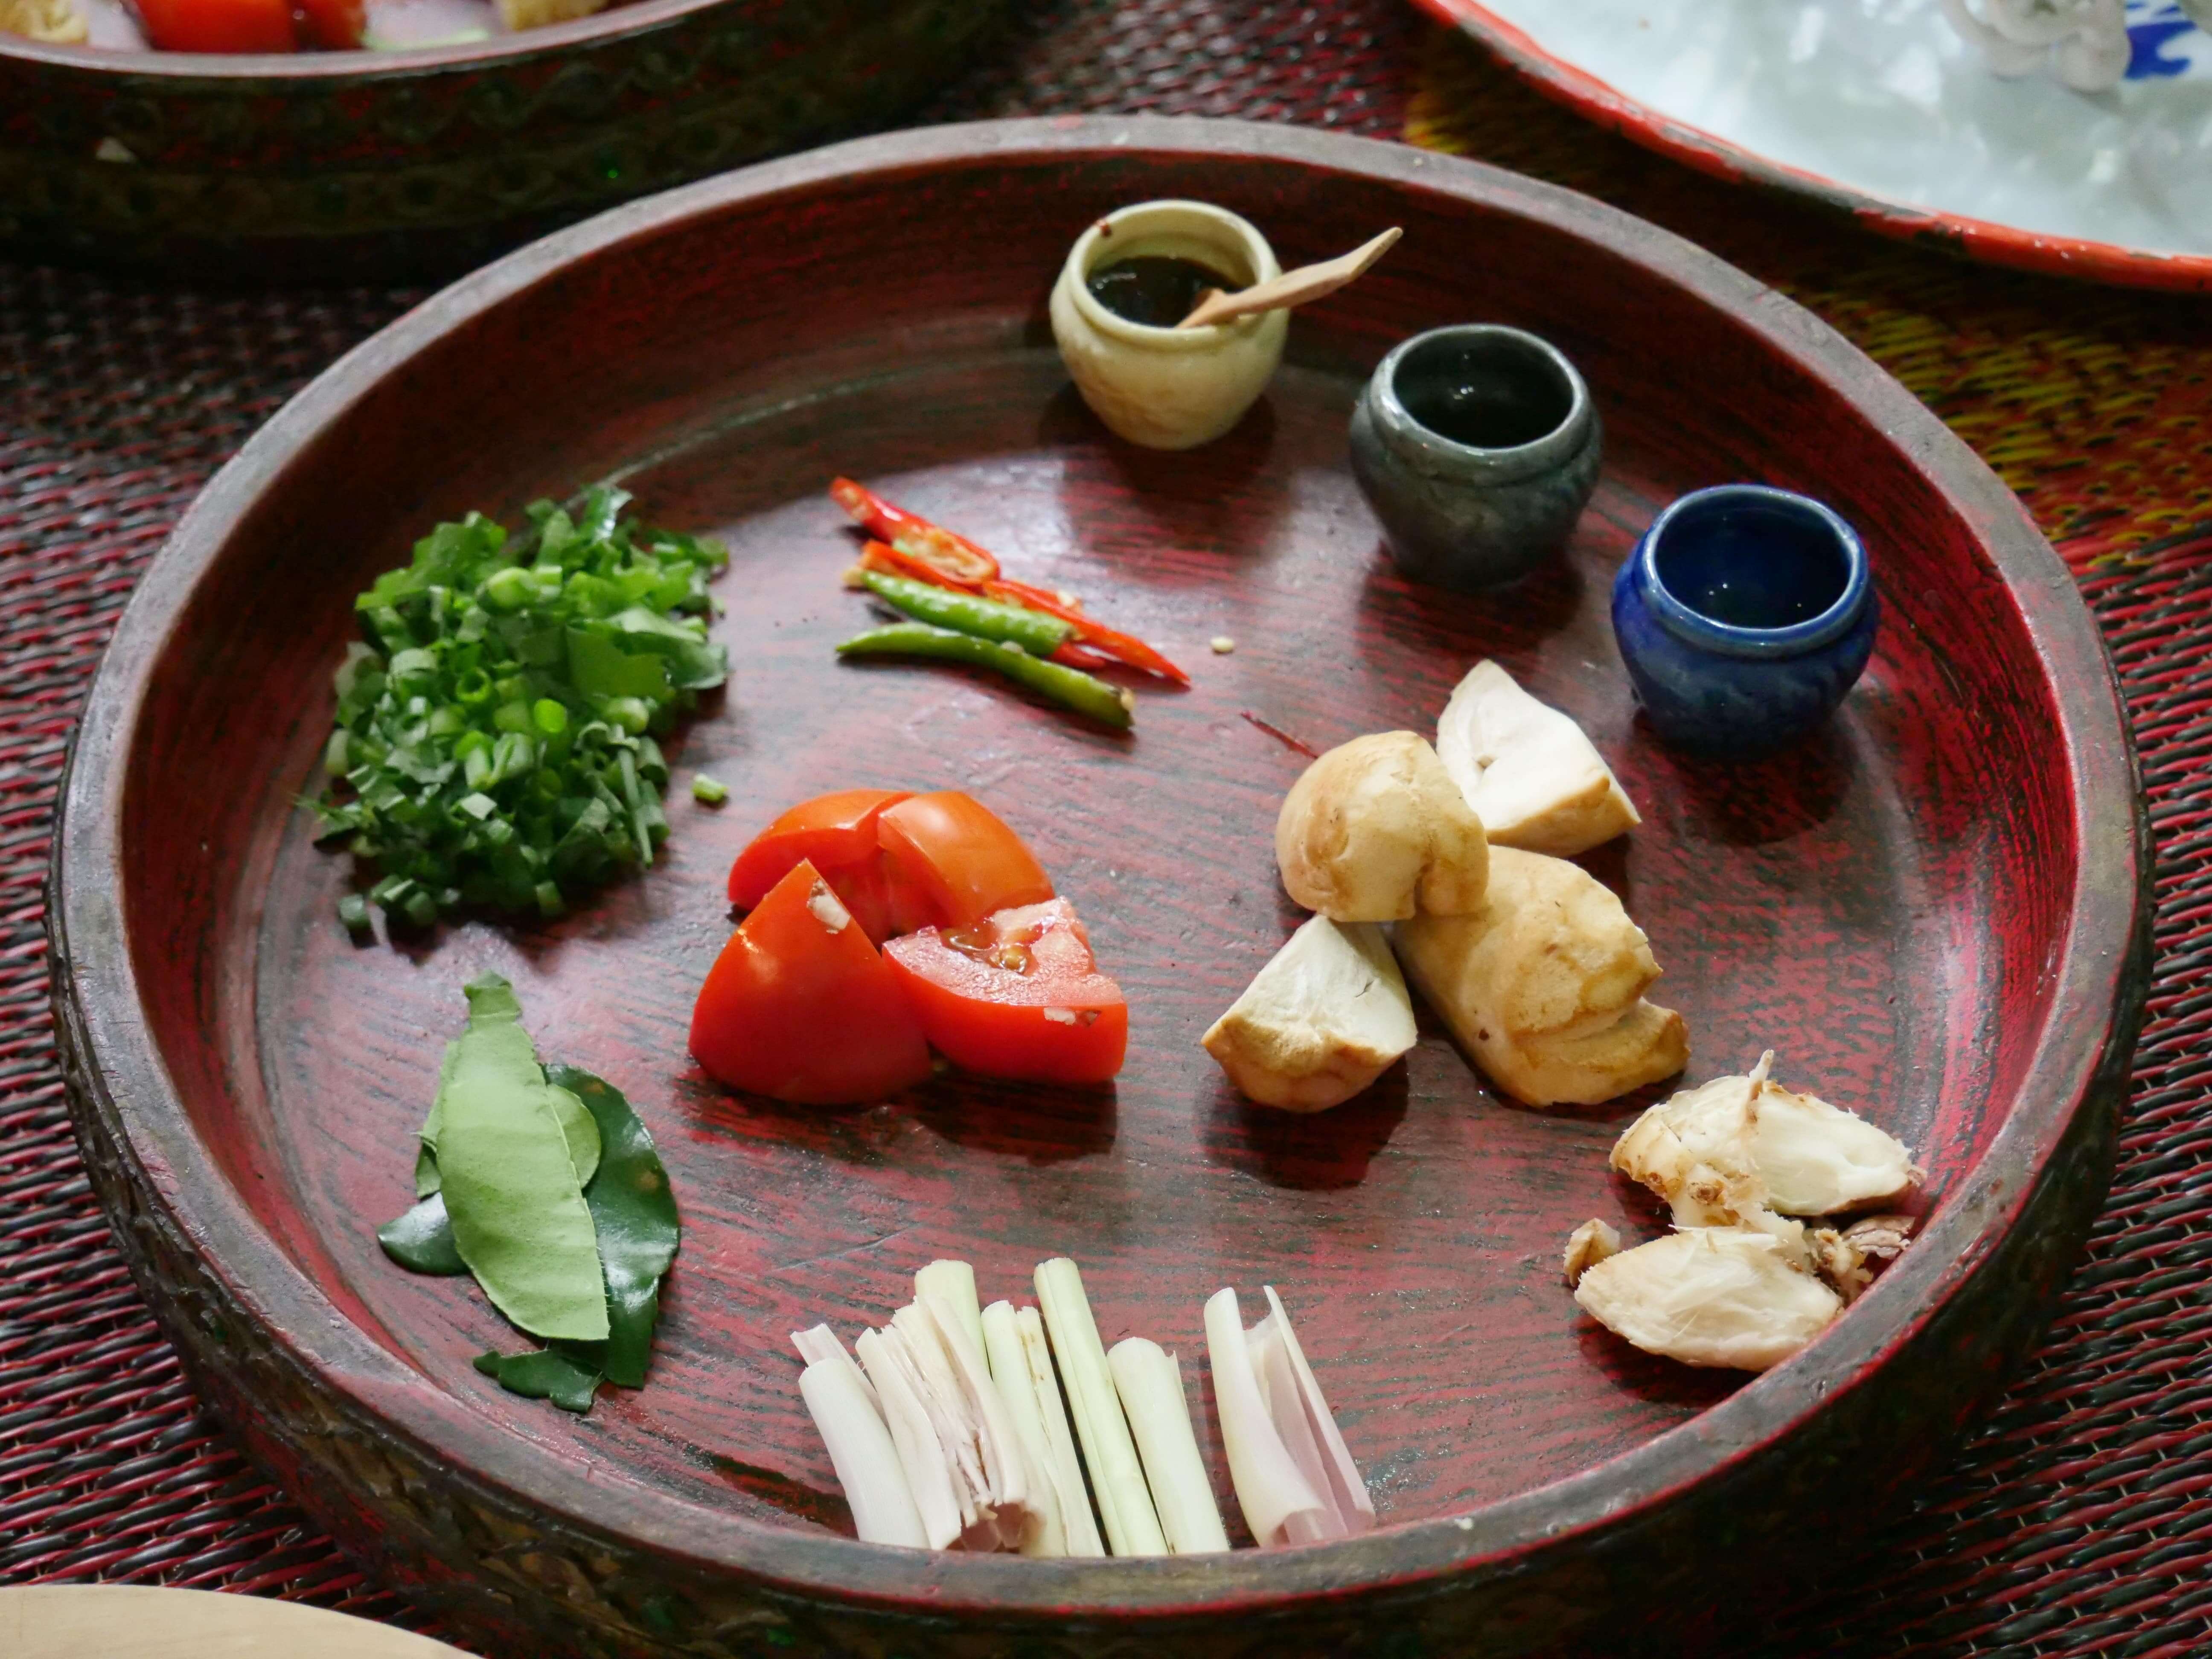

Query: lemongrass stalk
916,1259,986,1361
1036,1257,1167,1556
1107,1338,1228,1554
914,1291,1036,1551
793,1322,879,1415
1262,1286,1375,1533
1203,1287,1327,1547
1016,1303,1105,1556
981,1300,1068,1557
798,1359,928,1548
856,1326,963,1548
885,1307,992,1546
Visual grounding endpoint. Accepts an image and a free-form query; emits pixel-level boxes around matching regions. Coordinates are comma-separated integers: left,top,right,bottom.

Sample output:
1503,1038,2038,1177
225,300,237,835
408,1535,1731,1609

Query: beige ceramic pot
1049,199,1288,450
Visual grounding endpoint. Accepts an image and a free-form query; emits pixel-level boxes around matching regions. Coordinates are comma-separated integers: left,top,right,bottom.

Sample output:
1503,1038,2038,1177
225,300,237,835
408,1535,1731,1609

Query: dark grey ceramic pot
1349,324,1602,591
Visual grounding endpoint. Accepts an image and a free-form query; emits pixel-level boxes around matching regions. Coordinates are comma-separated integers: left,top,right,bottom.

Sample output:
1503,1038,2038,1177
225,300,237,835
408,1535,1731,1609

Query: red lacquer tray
50,117,2148,1656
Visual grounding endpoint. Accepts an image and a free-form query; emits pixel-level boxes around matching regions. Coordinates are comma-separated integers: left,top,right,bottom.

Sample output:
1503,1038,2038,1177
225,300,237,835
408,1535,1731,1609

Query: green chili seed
859,570,1074,657
836,622,1135,730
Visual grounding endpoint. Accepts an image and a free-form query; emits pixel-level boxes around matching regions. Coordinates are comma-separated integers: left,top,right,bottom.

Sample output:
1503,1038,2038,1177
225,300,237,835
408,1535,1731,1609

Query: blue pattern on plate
2126,1,2207,79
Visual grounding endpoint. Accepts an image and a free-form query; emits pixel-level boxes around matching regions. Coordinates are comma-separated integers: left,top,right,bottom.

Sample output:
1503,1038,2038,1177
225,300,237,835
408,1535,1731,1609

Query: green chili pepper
837,622,1135,730
859,570,1074,657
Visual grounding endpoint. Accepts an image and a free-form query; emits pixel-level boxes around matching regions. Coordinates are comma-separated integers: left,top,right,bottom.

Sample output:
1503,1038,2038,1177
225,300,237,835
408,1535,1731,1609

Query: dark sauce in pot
1086,255,1242,328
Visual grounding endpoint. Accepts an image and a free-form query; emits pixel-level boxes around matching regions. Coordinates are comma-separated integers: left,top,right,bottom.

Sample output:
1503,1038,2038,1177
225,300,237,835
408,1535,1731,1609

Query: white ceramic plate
1418,0,2212,289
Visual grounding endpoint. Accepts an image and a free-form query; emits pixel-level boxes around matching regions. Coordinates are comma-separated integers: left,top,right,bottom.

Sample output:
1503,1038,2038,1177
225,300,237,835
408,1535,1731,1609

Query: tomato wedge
690,859,932,1105
876,792,1053,931
134,0,294,50
727,789,911,907
293,0,364,48
882,899,1127,1085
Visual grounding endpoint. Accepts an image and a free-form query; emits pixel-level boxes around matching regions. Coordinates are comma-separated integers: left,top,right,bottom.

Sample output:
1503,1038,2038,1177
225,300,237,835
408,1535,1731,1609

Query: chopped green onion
312,486,729,928
690,774,729,805
338,892,372,933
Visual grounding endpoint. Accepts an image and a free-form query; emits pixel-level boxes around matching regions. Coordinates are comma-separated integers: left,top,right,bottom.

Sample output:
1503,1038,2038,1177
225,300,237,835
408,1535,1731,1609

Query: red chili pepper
854,541,983,593
830,478,999,586
986,579,1190,686
834,480,1188,685
1051,641,1119,672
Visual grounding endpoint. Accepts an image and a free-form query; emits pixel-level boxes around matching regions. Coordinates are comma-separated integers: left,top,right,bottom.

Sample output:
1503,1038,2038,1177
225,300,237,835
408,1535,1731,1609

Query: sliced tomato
134,0,294,49
882,899,1127,1085
292,0,364,48
818,852,935,946
690,858,933,1105
876,791,1053,932
726,788,912,908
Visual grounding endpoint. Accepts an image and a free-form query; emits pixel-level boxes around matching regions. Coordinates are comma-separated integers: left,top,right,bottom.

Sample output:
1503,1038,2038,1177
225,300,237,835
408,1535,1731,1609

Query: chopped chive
312,489,731,928
690,774,729,805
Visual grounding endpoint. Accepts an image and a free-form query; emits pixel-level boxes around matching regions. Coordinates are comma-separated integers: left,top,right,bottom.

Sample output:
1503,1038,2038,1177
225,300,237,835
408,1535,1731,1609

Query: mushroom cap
1275,732,1487,923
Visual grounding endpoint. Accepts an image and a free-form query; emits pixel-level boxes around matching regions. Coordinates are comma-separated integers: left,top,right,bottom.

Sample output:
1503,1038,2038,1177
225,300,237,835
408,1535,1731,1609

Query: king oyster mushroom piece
1615,1051,1921,1219
1275,732,1488,923
1391,846,1686,1107
1202,916,1418,1112
1435,660,1640,858
1572,1226,1842,1371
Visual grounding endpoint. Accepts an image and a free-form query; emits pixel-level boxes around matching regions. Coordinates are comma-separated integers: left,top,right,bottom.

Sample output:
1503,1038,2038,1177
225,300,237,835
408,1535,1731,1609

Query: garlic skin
1275,732,1488,923
1435,660,1639,857
1563,1218,1621,1288
1573,1227,1842,1371
1392,846,1686,1106
1201,916,1417,1112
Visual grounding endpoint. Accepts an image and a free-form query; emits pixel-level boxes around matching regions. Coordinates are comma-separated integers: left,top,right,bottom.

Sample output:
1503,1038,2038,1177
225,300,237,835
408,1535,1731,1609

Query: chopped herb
314,486,728,928
690,774,729,805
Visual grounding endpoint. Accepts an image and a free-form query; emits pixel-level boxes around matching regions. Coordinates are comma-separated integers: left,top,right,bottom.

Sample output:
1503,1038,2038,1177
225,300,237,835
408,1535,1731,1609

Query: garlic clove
1617,1053,1921,1219
1748,1082,1922,1216
1275,731,1488,923
1201,915,1417,1112
1435,660,1640,858
1573,1226,1842,1371
1563,1218,1621,1288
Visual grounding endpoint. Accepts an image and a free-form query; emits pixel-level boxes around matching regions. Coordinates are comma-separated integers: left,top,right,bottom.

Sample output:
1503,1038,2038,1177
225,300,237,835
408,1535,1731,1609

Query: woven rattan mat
6,3,2211,1653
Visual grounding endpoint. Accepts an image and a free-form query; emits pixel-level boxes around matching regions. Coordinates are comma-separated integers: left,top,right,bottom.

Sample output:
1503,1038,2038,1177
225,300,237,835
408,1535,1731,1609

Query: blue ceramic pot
1610,484,1878,757
1350,324,1602,590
